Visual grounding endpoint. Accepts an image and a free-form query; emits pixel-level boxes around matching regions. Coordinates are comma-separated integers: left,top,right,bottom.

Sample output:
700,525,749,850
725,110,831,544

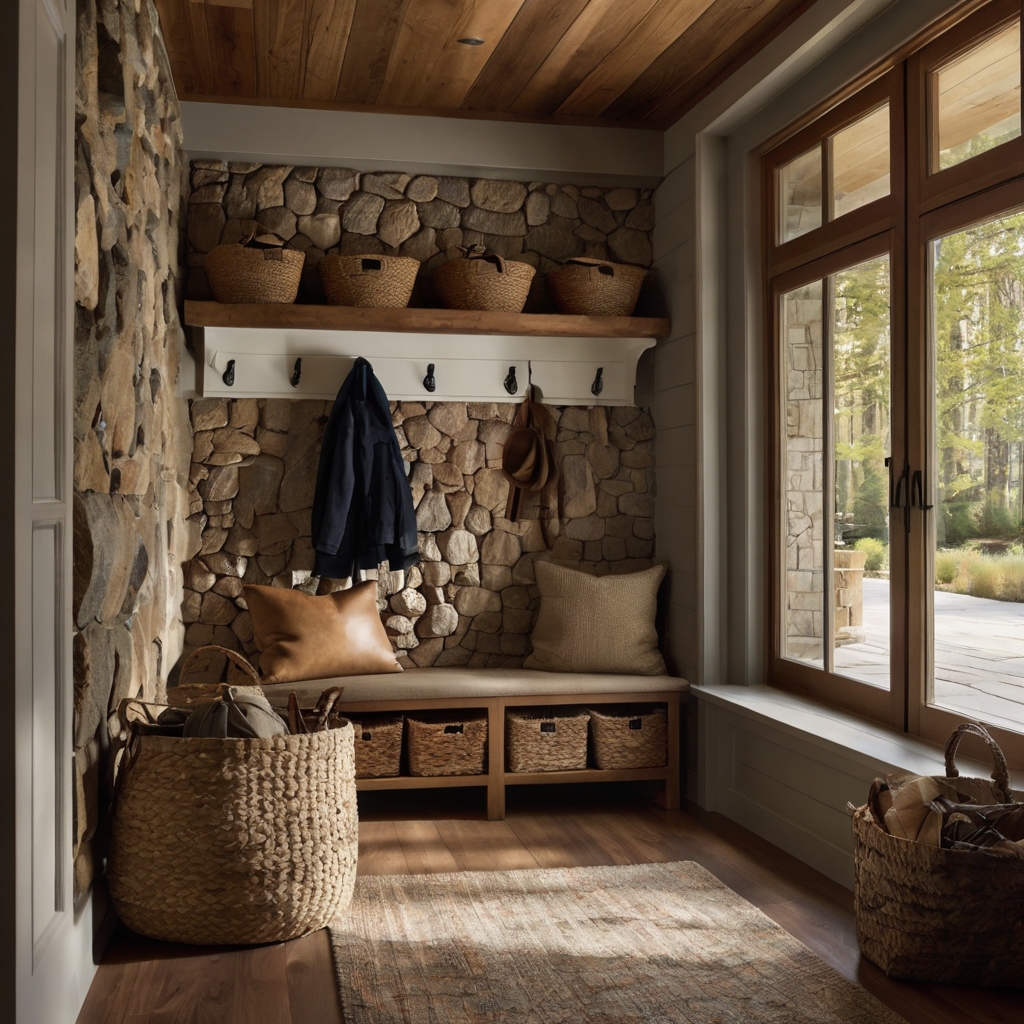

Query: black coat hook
591,366,604,397
290,357,302,388
504,366,518,395
222,359,236,387
423,363,436,393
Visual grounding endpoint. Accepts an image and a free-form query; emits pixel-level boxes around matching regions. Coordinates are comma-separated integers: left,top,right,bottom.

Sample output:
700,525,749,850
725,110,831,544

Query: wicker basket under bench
262,667,688,820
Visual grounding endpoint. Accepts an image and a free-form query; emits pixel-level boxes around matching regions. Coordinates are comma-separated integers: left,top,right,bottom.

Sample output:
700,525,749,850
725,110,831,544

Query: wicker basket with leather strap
432,245,536,313
319,254,419,308
546,257,646,316
852,723,1024,986
204,226,304,304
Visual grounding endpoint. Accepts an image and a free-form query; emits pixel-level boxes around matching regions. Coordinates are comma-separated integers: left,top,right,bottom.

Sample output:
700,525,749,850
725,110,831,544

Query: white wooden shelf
184,301,667,405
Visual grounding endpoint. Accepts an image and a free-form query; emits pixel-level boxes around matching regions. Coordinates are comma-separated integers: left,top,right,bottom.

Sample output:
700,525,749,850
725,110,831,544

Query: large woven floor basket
852,723,1024,986
108,722,358,945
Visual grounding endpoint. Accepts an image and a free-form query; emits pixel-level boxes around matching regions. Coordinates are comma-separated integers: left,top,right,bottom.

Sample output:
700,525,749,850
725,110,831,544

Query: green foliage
852,465,889,539
854,537,887,571
941,502,980,546
979,494,1020,540
935,547,1024,602
935,549,959,584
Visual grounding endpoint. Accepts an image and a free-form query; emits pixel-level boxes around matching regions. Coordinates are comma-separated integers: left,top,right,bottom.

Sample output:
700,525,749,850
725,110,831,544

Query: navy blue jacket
312,357,419,581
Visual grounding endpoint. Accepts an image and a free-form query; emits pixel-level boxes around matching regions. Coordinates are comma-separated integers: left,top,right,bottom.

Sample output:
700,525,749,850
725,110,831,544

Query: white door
9,0,88,1020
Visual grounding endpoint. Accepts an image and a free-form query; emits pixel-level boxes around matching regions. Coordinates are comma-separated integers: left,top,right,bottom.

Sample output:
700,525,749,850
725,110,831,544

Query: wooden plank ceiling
154,0,815,128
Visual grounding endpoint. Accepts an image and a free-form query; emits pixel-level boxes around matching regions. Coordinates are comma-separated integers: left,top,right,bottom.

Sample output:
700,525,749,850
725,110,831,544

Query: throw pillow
524,561,667,675
244,581,402,683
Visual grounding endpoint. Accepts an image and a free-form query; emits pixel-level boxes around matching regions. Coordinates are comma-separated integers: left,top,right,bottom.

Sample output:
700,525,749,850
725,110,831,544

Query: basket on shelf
432,245,535,313
106,688,357,946
852,723,1024,986
165,645,265,708
588,704,668,769
204,226,304,304
506,707,590,773
348,714,404,778
406,710,488,776
318,254,419,308
545,258,647,316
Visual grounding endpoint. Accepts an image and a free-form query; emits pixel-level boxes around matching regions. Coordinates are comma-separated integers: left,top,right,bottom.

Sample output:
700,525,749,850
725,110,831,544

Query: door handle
911,469,934,511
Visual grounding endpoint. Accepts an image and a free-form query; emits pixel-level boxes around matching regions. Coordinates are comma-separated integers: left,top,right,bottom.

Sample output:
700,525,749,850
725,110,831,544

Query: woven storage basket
852,723,1024,986
546,258,646,316
165,645,265,708
406,710,487,776
107,704,357,946
506,707,590,773
589,704,668,769
204,227,304,304
349,714,404,778
319,254,419,308
432,245,535,313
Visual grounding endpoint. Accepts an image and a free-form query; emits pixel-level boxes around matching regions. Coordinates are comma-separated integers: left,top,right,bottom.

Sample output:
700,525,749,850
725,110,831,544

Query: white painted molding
180,102,664,187
192,326,654,406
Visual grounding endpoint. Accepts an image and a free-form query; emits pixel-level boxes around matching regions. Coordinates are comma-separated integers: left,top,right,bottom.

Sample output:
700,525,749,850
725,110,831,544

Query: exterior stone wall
184,163,655,310
73,0,194,898
183,399,655,673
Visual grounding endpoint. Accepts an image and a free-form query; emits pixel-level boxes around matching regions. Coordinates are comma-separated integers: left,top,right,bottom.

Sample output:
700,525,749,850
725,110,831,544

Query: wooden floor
78,784,1020,1024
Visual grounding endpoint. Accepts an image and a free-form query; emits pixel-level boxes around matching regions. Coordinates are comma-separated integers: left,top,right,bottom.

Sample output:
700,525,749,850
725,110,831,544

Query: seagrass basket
319,254,419,308
432,245,535,313
506,707,590,773
108,707,358,945
546,258,646,316
204,227,303,304
406,710,487,776
349,714,404,778
852,723,1024,986
588,704,668,769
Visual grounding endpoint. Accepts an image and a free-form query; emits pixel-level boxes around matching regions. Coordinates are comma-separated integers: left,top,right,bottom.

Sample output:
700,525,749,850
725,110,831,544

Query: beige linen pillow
244,581,402,683
524,561,667,675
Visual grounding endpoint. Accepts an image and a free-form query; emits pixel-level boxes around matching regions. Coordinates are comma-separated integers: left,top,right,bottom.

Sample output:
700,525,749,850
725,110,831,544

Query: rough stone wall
184,164,655,309
72,0,194,898
183,400,655,673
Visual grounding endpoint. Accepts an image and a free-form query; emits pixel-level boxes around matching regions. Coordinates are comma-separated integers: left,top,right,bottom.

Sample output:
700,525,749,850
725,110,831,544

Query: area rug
330,861,904,1023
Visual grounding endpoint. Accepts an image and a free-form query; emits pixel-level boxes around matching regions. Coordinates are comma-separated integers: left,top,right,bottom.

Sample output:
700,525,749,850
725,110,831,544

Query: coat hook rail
423,363,436,393
290,357,302,388
504,366,518,395
222,359,236,387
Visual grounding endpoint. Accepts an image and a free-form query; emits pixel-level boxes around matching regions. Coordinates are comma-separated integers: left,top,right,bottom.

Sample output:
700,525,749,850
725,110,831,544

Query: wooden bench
262,667,689,820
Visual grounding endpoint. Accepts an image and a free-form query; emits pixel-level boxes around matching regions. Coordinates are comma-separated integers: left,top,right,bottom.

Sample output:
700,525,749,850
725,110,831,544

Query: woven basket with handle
107,648,358,946
506,708,590,773
432,245,536,313
204,226,304,304
165,644,266,707
588,704,668,769
545,257,646,316
852,722,1024,986
319,254,419,307
406,710,487,776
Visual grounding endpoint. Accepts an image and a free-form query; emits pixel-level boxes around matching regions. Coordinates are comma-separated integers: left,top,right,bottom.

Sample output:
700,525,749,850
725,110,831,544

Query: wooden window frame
763,0,1024,767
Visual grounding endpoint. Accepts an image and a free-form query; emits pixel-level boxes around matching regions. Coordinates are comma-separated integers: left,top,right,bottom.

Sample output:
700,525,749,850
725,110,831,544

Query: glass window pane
779,147,822,243
934,21,1021,171
830,255,891,689
831,104,890,219
782,281,824,666
931,209,1024,732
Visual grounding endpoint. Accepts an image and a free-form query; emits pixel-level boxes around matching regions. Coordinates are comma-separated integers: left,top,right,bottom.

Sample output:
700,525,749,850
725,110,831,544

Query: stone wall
73,0,194,898
184,164,655,310
183,399,655,672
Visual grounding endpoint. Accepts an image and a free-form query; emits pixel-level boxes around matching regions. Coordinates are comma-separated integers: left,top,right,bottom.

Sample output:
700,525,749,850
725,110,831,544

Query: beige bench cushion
261,666,689,707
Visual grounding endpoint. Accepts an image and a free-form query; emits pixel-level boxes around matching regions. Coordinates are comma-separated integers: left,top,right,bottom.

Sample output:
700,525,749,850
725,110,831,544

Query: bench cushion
261,666,689,707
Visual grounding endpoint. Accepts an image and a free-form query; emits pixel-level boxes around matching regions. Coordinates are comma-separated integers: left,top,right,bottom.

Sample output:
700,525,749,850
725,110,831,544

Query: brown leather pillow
244,582,402,683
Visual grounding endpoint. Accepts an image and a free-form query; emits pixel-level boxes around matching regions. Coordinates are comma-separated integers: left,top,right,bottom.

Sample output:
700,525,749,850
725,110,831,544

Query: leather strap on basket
454,243,506,275
177,645,262,689
944,722,1013,803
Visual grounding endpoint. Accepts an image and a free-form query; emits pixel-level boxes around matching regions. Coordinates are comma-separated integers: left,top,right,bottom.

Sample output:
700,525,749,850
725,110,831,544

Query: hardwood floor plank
284,929,345,1024
357,820,411,875
434,818,540,872
556,0,717,117
505,807,617,868
394,819,461,873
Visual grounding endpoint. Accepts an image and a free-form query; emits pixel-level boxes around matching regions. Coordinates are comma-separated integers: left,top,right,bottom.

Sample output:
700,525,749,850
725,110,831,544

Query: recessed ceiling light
458,37,484,46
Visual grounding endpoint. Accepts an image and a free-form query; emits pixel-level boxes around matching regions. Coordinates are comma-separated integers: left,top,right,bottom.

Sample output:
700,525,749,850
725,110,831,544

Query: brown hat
501,387,557,521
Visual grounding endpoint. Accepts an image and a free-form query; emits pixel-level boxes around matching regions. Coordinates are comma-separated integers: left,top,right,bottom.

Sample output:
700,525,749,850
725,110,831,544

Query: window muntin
933,20,1021,171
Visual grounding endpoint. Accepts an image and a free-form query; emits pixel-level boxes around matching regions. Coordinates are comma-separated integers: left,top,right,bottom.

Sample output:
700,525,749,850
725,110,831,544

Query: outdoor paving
834,578,1024,731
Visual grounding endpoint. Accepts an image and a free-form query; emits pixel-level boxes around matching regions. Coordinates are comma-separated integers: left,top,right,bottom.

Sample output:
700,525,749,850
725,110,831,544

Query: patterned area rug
330,861,904,1023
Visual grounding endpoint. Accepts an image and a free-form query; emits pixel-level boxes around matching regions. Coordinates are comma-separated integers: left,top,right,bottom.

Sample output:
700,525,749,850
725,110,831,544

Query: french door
767,0,1024,766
